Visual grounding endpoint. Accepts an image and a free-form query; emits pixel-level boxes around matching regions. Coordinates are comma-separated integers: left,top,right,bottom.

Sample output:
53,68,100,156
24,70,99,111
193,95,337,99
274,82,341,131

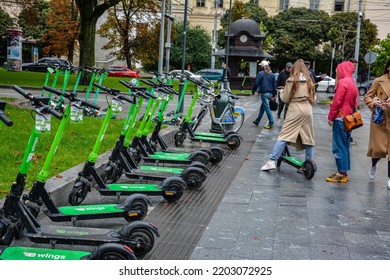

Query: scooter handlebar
93,82,108,92
12,85,33,100
140,79,155,87
0,110,13,126
44,105,63,120
119,80,147,91
117,94,134,104
42,86,68,98
81,100,100,110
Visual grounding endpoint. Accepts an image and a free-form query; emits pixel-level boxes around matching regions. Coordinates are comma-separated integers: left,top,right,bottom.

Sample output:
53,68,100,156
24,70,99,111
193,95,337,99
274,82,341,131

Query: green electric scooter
0,87,159,258
276,145,317,179
0,103,137,260
99,80,208,190
13,86,152,224
173,76,242,149
67,83,186,206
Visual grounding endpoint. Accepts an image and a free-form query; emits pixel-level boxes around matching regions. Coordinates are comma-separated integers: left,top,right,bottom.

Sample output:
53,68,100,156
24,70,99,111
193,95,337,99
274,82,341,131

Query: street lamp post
222,0,233,90
354,0,363,81
158,0,167,77
178,0,189,113
211,0,218,69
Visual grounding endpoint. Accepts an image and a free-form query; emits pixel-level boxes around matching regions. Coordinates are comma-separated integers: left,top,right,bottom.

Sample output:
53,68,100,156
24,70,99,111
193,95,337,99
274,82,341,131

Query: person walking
220,62,231,91
261,59,316,171
276,62,293,119
363,59,390,189
326,61,358,183
252,60,277,129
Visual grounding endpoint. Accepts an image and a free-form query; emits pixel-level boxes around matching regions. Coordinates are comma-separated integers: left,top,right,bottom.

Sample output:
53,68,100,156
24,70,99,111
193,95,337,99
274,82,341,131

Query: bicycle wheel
191,107,208,131
221,107,245,132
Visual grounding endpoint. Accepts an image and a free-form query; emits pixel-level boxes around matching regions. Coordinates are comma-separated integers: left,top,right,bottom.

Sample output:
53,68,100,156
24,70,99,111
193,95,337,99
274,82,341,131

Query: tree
169,21,212,72
97,0,159,69
0,6,12,36
40,0,79,62
371,34,390,77
17,0,49,39
267,8,331,73
75,0,121,68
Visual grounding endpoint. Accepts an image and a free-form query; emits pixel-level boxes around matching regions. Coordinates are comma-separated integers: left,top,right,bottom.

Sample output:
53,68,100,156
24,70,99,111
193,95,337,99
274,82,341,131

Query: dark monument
213,18,274,90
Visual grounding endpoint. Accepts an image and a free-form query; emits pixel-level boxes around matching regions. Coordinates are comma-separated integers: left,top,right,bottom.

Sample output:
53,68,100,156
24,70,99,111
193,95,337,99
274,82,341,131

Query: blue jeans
332,120,351,172
255,92,274,126
269,140,314,161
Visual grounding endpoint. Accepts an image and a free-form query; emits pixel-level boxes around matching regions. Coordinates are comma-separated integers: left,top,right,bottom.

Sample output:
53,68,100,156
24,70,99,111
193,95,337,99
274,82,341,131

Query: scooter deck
147,153,191,160
142,156,191,164
97,183,163,196
190,135,228,143
44,204,130,222
0,246,89,260
194,131,225,138
124,168,178,182
139,165,183,174
23,225,120,246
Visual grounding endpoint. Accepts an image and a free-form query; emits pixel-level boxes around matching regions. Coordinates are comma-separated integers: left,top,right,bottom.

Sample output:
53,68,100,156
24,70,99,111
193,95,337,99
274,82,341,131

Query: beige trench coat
279,79,315,151
364,74,390,158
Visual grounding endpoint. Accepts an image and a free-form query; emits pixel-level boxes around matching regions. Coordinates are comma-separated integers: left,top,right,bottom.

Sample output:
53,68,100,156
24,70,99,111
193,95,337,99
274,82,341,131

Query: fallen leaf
55,174,63,178
254,236,262,240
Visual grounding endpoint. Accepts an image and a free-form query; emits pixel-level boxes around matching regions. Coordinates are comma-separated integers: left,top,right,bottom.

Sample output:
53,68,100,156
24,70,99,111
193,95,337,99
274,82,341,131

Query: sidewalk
190,95,390,260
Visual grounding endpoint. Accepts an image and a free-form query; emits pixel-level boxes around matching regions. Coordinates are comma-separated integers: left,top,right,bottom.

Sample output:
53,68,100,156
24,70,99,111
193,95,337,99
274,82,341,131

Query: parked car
195,68,224,81
317,76,336,93
168,70,201,80
107,66,139,78
22,57,73,72
357,79,374,96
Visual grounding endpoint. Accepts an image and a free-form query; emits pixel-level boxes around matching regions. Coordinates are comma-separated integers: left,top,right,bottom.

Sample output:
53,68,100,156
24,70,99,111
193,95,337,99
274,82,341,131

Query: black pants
372,158,390,177
277,95,288,119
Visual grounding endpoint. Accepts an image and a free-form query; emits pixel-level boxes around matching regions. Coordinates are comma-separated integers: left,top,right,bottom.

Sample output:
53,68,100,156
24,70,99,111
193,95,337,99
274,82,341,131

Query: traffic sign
364,51,377,64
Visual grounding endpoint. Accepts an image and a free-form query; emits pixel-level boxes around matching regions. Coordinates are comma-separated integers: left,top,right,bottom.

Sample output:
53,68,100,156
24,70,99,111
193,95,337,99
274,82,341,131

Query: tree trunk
78,15,98,68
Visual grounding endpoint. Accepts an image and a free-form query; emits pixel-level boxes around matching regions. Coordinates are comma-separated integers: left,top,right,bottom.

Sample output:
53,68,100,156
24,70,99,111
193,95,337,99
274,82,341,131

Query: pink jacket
328,61,358,121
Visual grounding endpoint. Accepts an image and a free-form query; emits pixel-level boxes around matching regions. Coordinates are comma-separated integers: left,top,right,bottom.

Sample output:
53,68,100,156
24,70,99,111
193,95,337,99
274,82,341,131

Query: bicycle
191,86,245,133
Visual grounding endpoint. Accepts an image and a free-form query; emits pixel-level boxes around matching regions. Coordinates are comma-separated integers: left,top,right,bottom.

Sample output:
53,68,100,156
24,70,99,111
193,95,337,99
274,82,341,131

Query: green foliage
0,6,12,36
17,0,50,39
170,21,212,72
371,34,390,77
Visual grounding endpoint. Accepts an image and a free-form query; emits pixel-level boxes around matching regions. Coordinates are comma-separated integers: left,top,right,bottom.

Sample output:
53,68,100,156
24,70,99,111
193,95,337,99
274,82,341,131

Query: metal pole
158,0,166,77
211,0,218,69
354,0,363,81
178,0,189,113
165,0,173,73
223,0,233,90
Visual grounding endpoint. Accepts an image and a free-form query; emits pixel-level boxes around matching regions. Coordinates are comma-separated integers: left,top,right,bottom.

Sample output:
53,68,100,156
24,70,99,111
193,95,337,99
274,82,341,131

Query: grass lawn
0,68,199,93
0,98,136,198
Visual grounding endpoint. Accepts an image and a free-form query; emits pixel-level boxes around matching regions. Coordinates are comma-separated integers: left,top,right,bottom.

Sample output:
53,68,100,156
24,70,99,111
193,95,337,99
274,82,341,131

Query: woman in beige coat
364,59,390,189
261,59,316,171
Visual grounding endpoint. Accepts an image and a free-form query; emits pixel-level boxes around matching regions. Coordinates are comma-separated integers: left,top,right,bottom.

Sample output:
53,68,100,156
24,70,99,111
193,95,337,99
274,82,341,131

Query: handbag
372,107,384,124
270,99,278,111
343,110,363,131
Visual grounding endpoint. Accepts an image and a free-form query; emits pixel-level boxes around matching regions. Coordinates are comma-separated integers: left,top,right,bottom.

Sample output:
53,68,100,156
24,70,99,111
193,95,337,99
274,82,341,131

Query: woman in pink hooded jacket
326,61,358,183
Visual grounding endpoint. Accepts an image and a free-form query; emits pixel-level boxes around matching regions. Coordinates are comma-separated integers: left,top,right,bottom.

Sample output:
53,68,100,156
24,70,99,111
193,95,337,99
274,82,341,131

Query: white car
168,70,201,80
317,77,336,93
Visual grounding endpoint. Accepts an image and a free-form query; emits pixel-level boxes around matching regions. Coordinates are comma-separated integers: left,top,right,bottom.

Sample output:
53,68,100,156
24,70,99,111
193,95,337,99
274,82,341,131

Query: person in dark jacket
276,62,293,119
252,60,277,129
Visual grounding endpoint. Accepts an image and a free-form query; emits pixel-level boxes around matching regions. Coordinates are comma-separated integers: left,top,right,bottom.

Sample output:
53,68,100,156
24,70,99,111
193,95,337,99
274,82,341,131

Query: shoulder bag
343,109,363,131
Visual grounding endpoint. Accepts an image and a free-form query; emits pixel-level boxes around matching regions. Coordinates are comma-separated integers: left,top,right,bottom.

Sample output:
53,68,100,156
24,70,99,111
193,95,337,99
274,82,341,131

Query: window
309,0,320,10
334,1,344,11
218,0,223,8
279,0,289,10
197,0,205,7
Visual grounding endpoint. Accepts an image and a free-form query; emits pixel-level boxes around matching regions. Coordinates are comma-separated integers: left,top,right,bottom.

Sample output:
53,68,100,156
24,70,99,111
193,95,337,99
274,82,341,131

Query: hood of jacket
336,61,355,80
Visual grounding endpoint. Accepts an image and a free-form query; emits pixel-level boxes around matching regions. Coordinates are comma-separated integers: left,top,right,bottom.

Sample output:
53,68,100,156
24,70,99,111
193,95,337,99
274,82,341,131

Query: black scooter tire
302,160,316,180
88,243,137,260
185,169,206,190
68,181,89,206
101,161,123,184
125,228,155,258
124,199,148,222
226,134,241,150
162,180,185,202
209,147,224,164
174,131,186,147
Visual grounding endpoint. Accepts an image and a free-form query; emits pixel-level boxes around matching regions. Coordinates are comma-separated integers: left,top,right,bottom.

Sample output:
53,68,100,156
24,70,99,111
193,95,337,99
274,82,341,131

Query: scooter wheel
174,131,186,147
226,135,241,150
209,147,224,164
191,151,210,165
185,170,206,190
68,181,89,206
124,199,148,222
302,160,316,180
91,243,137,260
101,161,123,184
125,228,155,258
163,181,184,202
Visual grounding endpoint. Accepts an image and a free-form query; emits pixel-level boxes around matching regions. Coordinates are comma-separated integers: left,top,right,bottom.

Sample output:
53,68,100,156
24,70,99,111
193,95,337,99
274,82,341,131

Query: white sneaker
369,164,378,180
261,160,276,171
388,179,390,190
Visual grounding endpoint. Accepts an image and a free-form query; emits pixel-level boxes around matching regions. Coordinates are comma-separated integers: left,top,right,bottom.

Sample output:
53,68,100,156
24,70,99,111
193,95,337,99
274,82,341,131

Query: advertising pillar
7,26,23,71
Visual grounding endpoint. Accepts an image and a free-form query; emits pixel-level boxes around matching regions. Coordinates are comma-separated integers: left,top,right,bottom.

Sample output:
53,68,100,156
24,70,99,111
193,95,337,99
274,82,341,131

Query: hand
373,97,382,107
328,120,334,126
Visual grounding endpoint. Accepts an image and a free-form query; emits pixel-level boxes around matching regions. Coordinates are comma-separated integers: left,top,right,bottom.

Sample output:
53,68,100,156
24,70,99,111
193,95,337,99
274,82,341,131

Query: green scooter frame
68,83,186,206
276,145,317,179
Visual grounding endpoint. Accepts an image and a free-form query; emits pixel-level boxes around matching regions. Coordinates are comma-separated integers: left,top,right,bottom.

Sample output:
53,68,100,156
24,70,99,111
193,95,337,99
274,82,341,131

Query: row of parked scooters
0,66,244,260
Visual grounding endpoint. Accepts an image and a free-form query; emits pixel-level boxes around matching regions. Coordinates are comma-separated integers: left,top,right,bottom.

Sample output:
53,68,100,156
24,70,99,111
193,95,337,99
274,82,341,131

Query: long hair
384,59,390,75
290,59,315,101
